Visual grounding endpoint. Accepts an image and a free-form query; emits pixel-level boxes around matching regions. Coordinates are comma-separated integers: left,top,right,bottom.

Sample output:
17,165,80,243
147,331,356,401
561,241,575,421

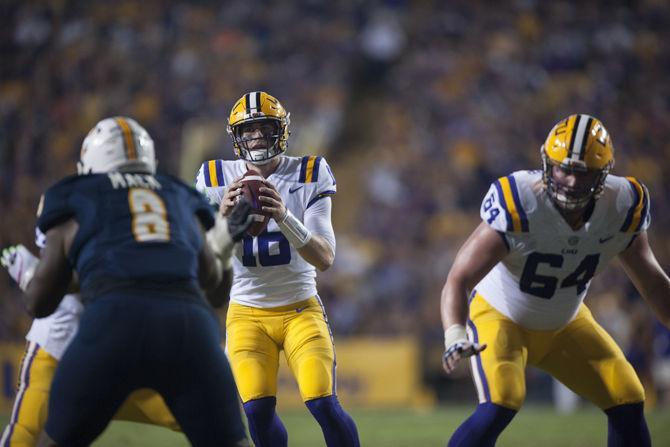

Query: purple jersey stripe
306,190,336,209
507,175,529,232
299,157,309,183
203,163,212,187
312,157,322,182
215,160,225,186
634,185,650,232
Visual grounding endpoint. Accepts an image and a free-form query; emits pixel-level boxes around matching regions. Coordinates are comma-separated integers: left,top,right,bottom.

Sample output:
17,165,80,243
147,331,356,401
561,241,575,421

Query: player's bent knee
597,359,645,409
235,359,277,402
296,357,333,401
489,362,525,410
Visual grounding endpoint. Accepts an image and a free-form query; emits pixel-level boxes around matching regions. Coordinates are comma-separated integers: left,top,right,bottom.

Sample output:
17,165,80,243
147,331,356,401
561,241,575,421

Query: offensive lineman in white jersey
195,91,359,447
440,114,670,446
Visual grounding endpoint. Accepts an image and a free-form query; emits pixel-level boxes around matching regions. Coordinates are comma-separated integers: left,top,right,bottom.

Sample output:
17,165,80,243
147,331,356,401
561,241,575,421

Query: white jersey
476,170,650,330
195,155,337,308
27,228,84,360
26,294,83,360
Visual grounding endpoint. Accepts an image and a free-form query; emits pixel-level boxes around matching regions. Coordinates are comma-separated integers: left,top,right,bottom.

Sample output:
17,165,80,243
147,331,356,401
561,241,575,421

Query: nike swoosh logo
599,235,614,243
295,306,307,313
289,186,304,194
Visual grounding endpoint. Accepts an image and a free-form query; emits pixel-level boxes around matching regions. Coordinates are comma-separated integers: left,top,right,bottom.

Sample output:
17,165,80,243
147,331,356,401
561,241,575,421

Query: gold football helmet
227,91,290,164
541,114,614,210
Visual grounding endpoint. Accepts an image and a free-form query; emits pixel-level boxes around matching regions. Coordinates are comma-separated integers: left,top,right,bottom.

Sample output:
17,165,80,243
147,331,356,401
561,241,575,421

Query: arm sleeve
304,196,335,254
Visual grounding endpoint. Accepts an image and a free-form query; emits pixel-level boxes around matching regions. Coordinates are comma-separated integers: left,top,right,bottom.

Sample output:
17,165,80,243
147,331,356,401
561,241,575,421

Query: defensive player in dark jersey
21,117,251,447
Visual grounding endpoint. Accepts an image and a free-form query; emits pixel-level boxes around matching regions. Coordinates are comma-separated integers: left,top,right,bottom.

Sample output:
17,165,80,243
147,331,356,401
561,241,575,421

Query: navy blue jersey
37,172,216,301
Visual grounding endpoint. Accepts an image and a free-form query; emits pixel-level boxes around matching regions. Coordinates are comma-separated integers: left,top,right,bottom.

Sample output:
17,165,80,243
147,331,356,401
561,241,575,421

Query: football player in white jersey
440,114,670,446
195,91,360,447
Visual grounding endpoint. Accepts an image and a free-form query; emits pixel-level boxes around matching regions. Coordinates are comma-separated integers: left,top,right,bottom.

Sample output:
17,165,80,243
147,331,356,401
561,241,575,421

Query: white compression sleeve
303,196,335,253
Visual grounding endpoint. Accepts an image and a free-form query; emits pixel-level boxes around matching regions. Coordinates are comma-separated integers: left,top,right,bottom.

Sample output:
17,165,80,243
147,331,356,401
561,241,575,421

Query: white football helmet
78,117,156,175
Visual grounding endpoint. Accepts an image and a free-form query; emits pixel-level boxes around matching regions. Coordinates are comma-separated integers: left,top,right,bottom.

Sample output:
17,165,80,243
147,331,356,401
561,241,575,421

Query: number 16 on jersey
242,232,291,267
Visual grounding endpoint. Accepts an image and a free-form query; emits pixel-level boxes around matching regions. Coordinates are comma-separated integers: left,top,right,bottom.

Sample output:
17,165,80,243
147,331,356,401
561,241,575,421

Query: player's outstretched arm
441,222,508,373
25,220,78,318
618,231,670,328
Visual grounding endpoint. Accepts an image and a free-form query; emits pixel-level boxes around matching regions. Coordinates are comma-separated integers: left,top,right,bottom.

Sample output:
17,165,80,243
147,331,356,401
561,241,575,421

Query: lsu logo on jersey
481,174,529,233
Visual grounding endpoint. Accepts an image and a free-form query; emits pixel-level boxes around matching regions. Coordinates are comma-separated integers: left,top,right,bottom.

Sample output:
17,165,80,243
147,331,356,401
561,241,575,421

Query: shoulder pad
36,175,88,233
619,177,651,234
298,156,328,184
481,174,530,233
198,160,227,188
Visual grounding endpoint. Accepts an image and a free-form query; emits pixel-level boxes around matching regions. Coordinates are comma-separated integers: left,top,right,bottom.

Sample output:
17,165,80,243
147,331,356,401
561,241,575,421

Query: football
239,170,271,237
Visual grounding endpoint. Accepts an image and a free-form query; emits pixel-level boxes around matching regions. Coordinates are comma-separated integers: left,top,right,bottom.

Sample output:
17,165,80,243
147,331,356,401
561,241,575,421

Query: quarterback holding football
195,91,360,447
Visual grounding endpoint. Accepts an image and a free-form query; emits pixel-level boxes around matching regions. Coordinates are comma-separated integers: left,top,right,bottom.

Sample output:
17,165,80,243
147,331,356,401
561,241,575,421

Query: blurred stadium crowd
2,0,670,405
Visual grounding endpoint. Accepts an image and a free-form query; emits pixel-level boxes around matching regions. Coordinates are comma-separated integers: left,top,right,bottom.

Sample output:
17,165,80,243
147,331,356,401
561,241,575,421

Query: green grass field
3,406,670,446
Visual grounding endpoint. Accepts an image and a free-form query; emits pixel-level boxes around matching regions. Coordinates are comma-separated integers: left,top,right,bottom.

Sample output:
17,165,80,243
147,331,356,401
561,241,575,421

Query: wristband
278,209,312,248
444,324,468,351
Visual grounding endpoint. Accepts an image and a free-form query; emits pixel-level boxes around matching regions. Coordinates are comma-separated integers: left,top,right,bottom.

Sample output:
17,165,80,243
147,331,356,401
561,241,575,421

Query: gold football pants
468,293,645,410
226,296,336,403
